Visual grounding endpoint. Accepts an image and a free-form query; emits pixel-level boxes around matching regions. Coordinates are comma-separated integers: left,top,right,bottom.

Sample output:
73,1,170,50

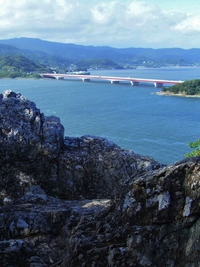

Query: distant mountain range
0,37,200,69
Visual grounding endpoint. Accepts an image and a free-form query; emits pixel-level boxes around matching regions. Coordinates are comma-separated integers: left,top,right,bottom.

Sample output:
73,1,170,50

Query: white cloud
91,3,114,24
174,16,200,32
0,0,199,48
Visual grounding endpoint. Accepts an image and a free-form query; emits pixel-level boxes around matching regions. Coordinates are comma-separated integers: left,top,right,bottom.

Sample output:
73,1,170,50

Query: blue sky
0,0,200,48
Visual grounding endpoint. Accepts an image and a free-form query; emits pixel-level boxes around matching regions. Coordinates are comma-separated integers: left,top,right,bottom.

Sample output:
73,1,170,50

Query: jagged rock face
0,90,64,204
58,136,161,199
104,158,200,267
0,91,200,267
1,159,200,267
56,158,200,267
0,90,64,158
0,91,160,204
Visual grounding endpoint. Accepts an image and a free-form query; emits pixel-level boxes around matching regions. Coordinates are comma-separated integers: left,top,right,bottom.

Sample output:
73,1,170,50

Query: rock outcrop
0,90,200,267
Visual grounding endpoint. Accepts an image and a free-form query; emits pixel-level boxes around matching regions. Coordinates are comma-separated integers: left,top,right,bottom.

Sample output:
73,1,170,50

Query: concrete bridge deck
41,73,184,87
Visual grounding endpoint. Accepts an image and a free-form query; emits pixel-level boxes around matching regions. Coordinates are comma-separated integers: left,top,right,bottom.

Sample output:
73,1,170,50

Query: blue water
1,67,200,164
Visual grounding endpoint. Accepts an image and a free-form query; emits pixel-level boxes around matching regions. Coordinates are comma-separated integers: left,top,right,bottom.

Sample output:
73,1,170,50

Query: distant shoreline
154,91,200,98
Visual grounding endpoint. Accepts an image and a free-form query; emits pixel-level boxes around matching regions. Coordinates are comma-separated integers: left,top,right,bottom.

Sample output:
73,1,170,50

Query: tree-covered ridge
162,79,200,95
2,37,200,68
75,58,123,70
0,55,49,78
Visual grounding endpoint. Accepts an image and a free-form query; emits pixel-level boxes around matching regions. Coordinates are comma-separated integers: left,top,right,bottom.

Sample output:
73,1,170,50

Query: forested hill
1,37,200,67
162,79,200,96
0,55,49,78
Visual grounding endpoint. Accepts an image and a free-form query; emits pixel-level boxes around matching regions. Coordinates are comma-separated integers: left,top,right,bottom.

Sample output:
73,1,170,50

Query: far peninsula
159,79,200,97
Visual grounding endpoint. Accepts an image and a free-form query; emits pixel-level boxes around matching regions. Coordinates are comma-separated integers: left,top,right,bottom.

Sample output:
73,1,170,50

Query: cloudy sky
1,0,200,49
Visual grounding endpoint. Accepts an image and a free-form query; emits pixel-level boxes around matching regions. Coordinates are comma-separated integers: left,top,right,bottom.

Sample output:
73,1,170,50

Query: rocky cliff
0,90,199,267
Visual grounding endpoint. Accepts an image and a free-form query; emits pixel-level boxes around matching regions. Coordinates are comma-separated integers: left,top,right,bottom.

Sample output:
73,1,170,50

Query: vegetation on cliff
184,139,200,158
162,79,200,96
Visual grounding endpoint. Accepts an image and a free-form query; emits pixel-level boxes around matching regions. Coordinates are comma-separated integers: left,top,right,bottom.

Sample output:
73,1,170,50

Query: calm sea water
1,67,200,164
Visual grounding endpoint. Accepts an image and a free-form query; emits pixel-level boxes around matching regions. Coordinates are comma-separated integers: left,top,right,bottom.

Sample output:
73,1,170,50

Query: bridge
40,73,184,87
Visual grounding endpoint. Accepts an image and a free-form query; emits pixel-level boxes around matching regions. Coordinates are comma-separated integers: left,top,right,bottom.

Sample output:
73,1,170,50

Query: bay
1,67,200,164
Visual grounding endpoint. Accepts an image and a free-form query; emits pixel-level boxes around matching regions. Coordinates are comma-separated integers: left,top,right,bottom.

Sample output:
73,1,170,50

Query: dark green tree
184,140,200,158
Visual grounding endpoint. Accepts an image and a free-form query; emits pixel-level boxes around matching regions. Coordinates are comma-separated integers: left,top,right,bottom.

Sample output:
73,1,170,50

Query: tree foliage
184,140,200,158
0,55,49,78
162,79,200,95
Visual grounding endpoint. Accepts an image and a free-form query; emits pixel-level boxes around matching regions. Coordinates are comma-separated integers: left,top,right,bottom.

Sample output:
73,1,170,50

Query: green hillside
0,55,49,78
75,58,123,70
162,79,200,96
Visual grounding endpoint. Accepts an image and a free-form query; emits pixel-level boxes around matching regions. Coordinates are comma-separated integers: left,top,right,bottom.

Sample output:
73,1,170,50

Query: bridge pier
131,81,140,86
154,82,163,87
110,80,119,84
82,78,90,82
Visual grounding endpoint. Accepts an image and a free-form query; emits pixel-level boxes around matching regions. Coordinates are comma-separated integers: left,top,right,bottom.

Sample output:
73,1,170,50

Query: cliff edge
0,90,199,267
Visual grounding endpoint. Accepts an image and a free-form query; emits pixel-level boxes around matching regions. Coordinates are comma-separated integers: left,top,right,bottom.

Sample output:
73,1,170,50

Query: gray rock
0,91,200,267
